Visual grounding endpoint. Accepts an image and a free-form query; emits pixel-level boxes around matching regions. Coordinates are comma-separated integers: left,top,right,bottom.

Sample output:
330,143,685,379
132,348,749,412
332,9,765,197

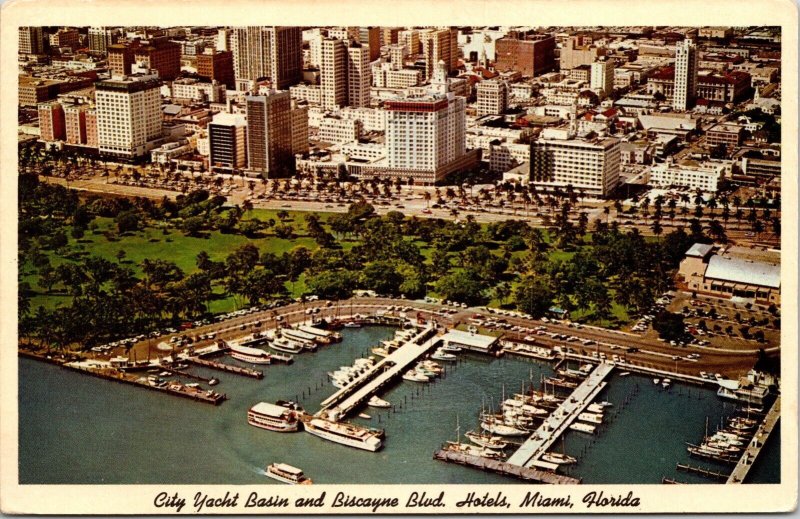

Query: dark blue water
18,327,780,484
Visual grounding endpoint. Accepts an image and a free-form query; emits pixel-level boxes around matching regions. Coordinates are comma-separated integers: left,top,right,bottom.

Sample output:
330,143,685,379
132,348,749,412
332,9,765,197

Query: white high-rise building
231,26,302,89
674,39,698,111
95,75,162,159
347,42,371,108
321,38,347,109
590,60,615,99
476,79,508,116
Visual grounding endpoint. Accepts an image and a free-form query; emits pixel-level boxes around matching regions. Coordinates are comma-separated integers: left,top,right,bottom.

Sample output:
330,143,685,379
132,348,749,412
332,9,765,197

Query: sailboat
445,416,504,459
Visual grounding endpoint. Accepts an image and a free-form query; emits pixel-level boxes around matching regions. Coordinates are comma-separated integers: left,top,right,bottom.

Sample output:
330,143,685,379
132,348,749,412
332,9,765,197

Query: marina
726,396,781,484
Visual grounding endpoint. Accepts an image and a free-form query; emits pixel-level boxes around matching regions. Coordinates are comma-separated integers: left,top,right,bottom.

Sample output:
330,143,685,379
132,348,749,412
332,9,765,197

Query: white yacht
304,418,382,451
265,463,312,485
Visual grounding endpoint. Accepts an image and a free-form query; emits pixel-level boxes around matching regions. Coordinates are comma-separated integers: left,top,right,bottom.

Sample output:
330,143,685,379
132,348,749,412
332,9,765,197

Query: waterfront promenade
727,396,781,484
317,324,440,420
506,362,615,468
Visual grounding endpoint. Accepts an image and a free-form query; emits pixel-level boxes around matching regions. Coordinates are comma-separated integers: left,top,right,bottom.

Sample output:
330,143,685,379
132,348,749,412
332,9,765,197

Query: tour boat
402,370,429,382
282,328,321,348
270,337,303,354
464,430,509,450
303,418,383,451
367,396,391,408
541,452,578,465
265,463,312,485
430,349,457,361
229,344,272,365
247,402,301,432
297,325,333,344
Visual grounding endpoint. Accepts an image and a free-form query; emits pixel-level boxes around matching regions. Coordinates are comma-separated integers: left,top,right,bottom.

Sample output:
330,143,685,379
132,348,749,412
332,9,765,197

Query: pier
726,396,781,484
433,450,580,484
186,356,264,379
676,463,729,482
317,324,439,420
506,362,615,468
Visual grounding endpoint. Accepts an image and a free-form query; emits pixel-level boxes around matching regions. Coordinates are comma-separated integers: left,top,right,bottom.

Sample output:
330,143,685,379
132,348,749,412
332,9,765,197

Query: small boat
662,378,671,388
619,371,630,376
208,378,219,386
569,422,596,434
444,441,504,459
371,347,390,357
159,371,171,377
402,371,429,382
344,322,362,328
265,463,312,485
186,382,200,389
653,378,660,385
368,396,391,408
480,419,528,437
541,452,578,465
431,349,457,361
578,412,603,424
358,413,371,420
439,344,463,353
270,337,303,354
465,430,509,450
596,401,613,407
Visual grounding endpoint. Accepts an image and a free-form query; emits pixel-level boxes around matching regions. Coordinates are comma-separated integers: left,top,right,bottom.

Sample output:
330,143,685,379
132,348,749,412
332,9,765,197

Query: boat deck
433,450,580,484
506,362,615,468
317,324,439,420
726,395,781,484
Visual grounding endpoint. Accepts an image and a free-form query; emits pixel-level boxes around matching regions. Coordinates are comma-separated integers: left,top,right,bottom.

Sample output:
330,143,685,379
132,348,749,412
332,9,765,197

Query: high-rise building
590,60,614,99
674,38,698,111
107,43,137,77
19,27,45,55
357,26,381,61
245,91,294,178
197,49,235,89
307,29,324,68
95,75,162,158
290,100,309,156
64,104,88,145
208,112,247,172
216,28,232,52
495,31,555,77
38,102,66,142
347,42,371,108
231,26,302,89
398,30,420,55
49,28,81,52
85,109,98,148
559,35,606,70
528,127,620,197
321,38,347,109
476,79,508,116
134,39,181,81
382,27,401,46
388,44,407,70
88,27,119,54
419,28,458,80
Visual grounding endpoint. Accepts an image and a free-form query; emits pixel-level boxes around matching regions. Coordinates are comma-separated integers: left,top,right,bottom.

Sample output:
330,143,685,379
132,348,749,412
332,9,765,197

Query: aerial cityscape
17,25,782,487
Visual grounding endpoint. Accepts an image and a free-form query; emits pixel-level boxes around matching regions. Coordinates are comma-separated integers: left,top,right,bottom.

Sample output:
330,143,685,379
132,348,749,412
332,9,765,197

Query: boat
578,412,603,424
282,328,322,348
247,402,301,432
444,441,504,459
265,463,312,485
297,325,334,344
480,418,528,437
270,337,303,354
343,322,362,328
596,401,613,407
431,349,457,361
186,382,200,389
159,371,171,377
358,413,371,420
662,378,671,388
303,418,382,451
402,370,429,382
371,347,390,358
209,378,219,386
541,452,578,465
464,430,509,450
653,378,660,385
439,344,463,353
569,422,596,434
229,344,272,364
619,371,631,376
367,396,391,408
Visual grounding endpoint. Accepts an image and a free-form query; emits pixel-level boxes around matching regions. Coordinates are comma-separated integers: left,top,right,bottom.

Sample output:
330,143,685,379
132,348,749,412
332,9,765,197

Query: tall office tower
290,100,309,155
95,75,162,159
399,30,420,55
347,42,371,108
307,29,324,68
231,26,302,89
590,59,615,99
495,31,556,77
388,44,407,70
385,92,466,173
476,79,508,116
420,28,458,80
208,112,248,172
197,49,235,89
38,102,66,141
245,91,294,178
64,104,88,145
134,39,181,80
321,38,347,109
216,28,232,51
107,43,136,77
18,26,45,55
382,27,401,46
88,27,119,54
673,38,698,111
357,26,381,61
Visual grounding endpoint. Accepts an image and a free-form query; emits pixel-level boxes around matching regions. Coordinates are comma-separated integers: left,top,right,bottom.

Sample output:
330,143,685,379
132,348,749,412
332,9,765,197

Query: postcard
0,0,797,514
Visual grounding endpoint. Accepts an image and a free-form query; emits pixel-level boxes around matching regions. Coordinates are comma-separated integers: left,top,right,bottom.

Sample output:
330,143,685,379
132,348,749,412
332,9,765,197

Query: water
18,327,780,484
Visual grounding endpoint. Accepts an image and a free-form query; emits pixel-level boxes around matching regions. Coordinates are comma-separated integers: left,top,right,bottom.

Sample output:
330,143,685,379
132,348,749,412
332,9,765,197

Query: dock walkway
433,450,580,484
317,324,439,420
726,395,781,484
186,356,264,379
506,362,615,468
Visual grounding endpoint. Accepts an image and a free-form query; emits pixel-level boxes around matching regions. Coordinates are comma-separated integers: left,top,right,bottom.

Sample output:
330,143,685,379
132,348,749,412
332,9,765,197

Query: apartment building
95,75,163,159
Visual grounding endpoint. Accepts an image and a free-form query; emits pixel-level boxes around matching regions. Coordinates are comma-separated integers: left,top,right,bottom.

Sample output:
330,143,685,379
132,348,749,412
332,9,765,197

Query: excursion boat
541,452,578,465
304,418,383,451
248,402,302,432
265,463,312,485
229,344,272,364
465,430,509,450
368,395,391,408
282,328,323,347
270,337,303,354
297,325,334,344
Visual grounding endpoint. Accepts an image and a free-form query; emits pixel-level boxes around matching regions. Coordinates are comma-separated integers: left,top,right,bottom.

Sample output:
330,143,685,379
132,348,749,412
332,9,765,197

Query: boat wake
251,466,267,477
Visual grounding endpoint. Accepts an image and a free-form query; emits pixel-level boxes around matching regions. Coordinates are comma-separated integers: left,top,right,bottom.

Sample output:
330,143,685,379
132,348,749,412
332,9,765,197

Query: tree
360,261,403,296
115,249,127,264
513,276,554,317
306,270,355,300
181,216,205,236
434,270,486,306
652,311,687,342
116,210,141,234
273,224,294,239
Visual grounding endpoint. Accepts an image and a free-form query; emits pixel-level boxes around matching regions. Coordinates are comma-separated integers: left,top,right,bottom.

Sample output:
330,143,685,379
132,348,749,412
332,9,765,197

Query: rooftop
440,329,499,350
705,255,780,289
686,243,714,258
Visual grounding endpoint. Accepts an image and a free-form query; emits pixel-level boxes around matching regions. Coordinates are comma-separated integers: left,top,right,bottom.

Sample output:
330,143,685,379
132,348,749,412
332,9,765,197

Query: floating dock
726,396,781,484
186,356,264,379
433,450,580,484
506,363,615,469
317,324,439,420
676,463,730,482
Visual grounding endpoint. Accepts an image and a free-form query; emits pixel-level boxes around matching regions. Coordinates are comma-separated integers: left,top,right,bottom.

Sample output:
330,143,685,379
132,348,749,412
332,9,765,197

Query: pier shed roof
441,330,499,351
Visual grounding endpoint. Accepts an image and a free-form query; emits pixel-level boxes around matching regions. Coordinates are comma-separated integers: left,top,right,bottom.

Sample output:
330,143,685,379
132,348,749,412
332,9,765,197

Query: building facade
38,102,66,142
475,79,508,117
245,91,294,178
673,39,698,111
208,112,247,172
197,49,235,89
95,76,163,159
495,31,556,77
